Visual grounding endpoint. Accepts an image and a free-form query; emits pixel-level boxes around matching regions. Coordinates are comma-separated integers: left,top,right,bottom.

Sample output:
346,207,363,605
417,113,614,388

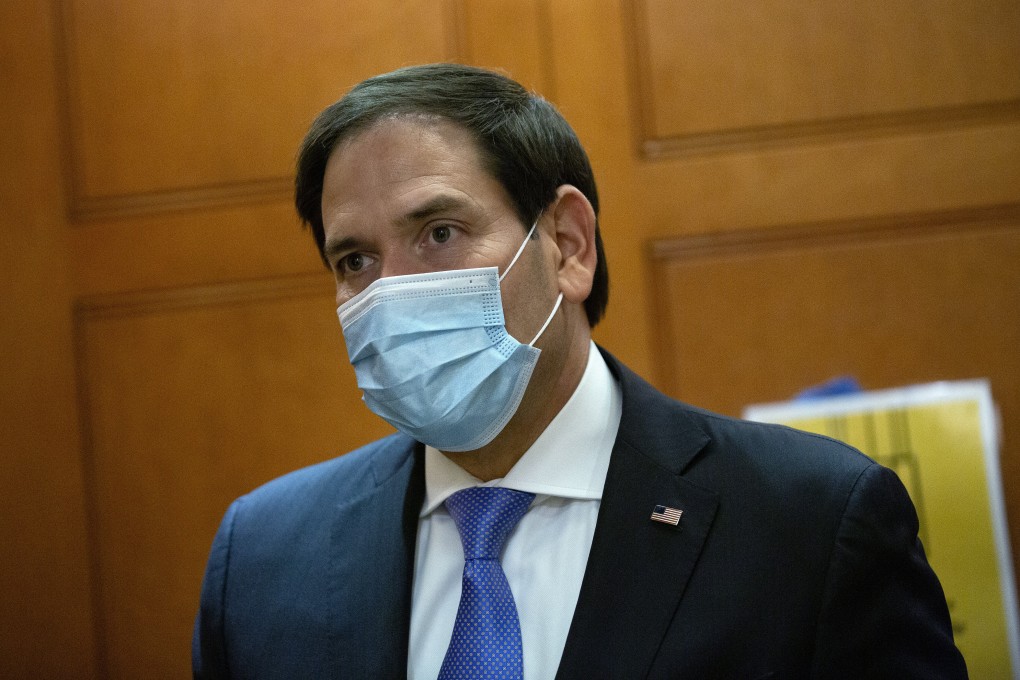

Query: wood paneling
58,0,460,219
457,0,557,97
5,0,1019,674
649,203,1020,580
631,0,1020,156
76,276,395,678
1,1,98,677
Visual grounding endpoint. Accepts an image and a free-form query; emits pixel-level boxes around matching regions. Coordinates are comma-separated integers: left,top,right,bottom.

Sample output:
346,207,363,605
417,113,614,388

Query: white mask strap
498,219,539,283
529,292,564,346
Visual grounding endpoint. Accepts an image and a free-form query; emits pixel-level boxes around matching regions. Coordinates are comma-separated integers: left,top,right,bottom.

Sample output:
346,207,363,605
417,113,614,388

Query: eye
429,224,452,244
344,253,364,272
338,252,373,274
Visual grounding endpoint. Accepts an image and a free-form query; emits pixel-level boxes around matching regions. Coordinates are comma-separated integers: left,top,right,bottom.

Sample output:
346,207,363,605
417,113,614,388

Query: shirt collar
422,341,621,516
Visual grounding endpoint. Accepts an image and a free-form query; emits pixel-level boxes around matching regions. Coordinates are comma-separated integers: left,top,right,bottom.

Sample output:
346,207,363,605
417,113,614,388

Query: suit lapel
556,352,720,679
327,435,424,678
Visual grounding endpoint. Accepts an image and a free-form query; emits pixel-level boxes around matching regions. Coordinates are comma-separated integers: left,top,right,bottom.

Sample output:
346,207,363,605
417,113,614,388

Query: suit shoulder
605,348,874,481
691,404,874,472
668,405,879,512
233,432,417,521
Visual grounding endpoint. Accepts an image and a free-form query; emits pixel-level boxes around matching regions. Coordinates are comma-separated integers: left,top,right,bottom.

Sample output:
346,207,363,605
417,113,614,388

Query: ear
548,185,597,304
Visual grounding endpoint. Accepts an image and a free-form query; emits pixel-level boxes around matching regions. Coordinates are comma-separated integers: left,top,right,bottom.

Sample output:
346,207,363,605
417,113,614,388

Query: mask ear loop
528,292,563,346
498,219,539,283
497,216,562,346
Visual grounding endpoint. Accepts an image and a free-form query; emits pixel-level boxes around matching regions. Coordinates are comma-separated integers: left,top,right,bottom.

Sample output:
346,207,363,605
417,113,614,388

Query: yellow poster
745,381,1017,679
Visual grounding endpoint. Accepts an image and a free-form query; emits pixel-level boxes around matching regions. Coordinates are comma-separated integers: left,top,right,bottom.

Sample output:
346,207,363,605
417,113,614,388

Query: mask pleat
344,291,501,362
356,328,495,394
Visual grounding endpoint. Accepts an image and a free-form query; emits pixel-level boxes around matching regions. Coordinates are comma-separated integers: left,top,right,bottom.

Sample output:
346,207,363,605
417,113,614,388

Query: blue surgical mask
337,222,562,452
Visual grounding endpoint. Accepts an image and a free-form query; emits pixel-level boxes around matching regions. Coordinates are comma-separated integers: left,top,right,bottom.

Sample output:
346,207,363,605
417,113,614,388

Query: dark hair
295,63,608,327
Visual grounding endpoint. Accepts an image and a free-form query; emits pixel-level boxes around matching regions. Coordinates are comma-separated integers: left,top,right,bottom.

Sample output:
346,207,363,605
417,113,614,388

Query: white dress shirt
408,342,622,680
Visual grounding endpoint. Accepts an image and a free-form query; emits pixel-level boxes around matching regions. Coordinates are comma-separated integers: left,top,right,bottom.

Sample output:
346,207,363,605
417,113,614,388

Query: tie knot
445,486,535,560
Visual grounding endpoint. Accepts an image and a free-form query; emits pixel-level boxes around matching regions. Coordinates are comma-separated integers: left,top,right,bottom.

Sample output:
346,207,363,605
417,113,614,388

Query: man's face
320,116,558,345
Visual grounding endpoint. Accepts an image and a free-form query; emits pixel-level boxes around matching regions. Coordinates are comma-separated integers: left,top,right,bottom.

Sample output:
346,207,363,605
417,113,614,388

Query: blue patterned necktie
439,486,536,680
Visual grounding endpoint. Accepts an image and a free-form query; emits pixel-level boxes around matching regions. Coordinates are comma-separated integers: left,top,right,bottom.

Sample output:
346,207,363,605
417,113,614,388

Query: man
194,64,967,678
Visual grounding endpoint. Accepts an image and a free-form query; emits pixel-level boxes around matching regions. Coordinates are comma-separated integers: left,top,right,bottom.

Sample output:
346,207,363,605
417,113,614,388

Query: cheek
502,253,558,341
334,280,360,308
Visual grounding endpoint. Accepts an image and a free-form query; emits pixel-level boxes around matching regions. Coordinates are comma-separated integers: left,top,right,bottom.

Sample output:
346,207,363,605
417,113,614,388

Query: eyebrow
405,194,470,222
323,235,364,262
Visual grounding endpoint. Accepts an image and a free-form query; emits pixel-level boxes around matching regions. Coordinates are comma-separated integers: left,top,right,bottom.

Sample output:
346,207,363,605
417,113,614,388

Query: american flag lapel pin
650,504,683,527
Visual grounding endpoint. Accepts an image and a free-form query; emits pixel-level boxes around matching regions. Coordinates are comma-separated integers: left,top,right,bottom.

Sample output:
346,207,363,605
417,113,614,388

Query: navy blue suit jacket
194,350,966,678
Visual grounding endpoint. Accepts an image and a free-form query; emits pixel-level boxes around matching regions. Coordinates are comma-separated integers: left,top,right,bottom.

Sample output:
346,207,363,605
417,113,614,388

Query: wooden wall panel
457,0,557,97
76,277,395,678
631,0,1020,156
59,0,460,218
650,203,1020,587
1,1,98,676
600,0,1020,392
